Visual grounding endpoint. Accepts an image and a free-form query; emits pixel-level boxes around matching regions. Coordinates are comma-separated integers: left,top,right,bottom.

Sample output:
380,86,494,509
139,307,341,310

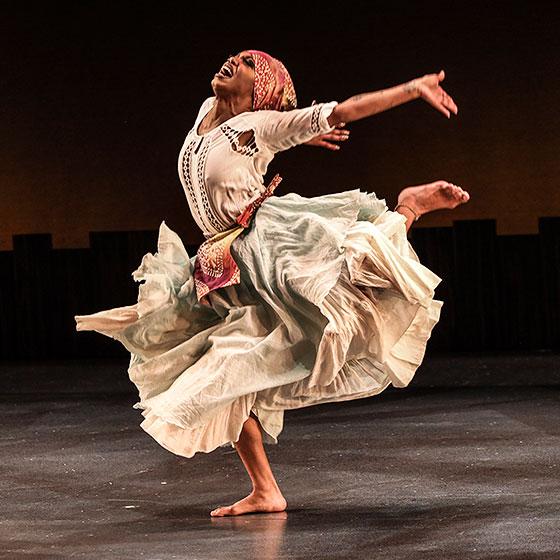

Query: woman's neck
209,94,252,126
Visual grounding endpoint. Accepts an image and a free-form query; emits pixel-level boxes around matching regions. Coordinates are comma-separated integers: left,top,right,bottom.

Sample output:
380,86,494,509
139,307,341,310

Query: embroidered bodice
177,96,338,238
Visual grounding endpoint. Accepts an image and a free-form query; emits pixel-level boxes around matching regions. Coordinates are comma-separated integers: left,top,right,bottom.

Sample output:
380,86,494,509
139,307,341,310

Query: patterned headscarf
247,50,297,112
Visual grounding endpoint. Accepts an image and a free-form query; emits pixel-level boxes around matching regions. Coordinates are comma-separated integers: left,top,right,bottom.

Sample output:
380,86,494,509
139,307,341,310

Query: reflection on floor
2,358,560,559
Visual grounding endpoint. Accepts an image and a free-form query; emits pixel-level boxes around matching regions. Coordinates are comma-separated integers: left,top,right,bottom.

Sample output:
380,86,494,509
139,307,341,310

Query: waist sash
193,174,282,303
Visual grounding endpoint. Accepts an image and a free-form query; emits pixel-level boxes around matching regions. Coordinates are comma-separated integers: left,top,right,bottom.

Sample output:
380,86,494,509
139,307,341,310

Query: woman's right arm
327,70,458,126
255,102,339,153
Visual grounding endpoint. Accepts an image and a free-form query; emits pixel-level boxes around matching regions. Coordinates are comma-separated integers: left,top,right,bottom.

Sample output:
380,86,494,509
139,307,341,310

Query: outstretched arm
327,70,458,127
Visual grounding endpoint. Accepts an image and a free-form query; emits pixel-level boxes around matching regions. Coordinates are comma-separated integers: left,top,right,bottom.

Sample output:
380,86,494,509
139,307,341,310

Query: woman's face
211,51,255,103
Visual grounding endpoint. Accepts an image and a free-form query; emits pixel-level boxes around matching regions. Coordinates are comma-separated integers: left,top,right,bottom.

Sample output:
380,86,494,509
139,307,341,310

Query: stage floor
2,359,560,559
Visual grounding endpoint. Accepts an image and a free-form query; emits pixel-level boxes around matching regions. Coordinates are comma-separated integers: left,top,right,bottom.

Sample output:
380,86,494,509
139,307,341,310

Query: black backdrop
2,1,560,359
3,1,560,248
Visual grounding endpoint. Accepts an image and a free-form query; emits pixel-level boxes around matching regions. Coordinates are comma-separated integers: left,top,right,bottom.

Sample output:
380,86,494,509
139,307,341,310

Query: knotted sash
193,174,282,303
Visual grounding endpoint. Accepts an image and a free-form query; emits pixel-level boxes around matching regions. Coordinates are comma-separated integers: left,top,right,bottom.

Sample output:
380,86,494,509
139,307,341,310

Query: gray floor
2,356,560,559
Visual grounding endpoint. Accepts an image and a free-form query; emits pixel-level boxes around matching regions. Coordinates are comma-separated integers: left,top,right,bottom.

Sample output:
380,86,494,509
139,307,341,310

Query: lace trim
196,139,230,233
220,124,259,157
310,105,322,134
180,139,207,229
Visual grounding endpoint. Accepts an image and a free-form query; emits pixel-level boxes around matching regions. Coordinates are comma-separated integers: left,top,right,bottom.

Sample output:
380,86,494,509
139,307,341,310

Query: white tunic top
177,96,338,238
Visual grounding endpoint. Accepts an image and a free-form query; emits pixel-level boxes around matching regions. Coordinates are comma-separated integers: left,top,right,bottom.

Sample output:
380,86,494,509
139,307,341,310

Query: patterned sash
193,174,282,303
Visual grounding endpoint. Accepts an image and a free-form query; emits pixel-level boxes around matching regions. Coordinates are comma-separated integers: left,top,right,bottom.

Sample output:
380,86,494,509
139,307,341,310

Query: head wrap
247,50,297,112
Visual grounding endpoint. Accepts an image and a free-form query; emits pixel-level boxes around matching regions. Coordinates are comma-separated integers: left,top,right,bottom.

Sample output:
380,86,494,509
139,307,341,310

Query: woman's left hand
411,70,459,118
304,123,350,151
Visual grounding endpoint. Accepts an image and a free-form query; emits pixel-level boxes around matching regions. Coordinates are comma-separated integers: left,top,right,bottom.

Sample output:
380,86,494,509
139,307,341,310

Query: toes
439,183,470,205
210,506,231,517
455,188,469,203
451,185,466,199
441,184,456,198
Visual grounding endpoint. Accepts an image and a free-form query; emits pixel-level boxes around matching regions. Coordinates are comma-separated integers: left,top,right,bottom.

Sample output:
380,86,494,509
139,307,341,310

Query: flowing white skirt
75,189,443,457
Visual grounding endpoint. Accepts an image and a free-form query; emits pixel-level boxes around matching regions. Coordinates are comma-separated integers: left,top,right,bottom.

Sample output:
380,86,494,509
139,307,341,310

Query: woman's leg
210,180,470,517
395,180,470,233
210,412,287,517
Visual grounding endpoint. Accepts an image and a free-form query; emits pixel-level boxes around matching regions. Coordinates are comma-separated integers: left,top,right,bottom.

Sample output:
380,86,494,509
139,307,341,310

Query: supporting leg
210,413,288,517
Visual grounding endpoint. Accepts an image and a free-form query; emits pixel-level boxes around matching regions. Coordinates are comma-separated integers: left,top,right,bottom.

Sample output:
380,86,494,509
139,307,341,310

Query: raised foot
397,180,470,219
210,489,288,517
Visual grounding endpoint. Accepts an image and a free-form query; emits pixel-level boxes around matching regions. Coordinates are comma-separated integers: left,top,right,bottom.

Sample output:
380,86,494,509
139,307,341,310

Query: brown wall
2,3,559,250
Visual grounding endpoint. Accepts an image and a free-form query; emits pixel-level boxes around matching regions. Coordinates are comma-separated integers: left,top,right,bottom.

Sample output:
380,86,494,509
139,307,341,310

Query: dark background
1,1,560,360
2,1,559,250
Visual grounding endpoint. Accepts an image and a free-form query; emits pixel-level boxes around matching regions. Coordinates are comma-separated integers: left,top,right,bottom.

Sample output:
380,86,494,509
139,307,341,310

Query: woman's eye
244,58,255,68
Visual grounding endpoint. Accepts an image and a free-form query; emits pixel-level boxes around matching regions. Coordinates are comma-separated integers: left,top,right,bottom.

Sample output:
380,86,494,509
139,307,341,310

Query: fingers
418,76,458,118
436,70,458,116
431,96,451,118
424,88,455,118
442,96,457,115
319,130,350,149
440,88,458,114
446,97,458,115
309,127,350,150
319,140,341,151
324,129,350,140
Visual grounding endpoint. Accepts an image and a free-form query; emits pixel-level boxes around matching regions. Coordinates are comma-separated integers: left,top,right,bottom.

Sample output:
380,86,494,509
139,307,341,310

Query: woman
75,50,469,517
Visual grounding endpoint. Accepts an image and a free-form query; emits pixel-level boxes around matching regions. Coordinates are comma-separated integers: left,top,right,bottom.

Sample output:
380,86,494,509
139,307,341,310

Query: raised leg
210,412,288,517
395,180,470,233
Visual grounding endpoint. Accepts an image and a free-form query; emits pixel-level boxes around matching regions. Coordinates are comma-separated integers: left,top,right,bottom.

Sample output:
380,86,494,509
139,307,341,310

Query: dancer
75,50,469,517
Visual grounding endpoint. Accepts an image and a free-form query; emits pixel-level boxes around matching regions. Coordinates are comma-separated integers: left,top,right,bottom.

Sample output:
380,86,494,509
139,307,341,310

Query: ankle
394,202,420,222
251,483,282,496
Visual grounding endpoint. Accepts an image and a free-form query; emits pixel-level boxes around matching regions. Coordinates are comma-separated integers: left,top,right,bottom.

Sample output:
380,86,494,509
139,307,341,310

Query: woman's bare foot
397,180,470,219
210,488,288,517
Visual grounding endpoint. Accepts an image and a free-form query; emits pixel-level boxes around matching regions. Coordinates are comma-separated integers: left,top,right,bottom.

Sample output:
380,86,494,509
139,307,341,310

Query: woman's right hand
303,123,350,150
408,70,458,118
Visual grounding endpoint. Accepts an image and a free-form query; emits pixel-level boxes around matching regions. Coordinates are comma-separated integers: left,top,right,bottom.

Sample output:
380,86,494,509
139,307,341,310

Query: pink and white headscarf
247,50,297,112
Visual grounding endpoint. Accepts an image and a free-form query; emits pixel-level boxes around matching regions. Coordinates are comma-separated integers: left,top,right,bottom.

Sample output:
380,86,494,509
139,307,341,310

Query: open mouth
216,61,234,78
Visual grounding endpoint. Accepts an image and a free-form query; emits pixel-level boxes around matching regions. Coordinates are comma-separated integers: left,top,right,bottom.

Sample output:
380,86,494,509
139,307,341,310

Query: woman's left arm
327,70,458,126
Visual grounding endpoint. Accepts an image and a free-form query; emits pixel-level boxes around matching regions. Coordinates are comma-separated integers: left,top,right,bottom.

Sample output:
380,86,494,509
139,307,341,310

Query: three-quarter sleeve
255,101,338,153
